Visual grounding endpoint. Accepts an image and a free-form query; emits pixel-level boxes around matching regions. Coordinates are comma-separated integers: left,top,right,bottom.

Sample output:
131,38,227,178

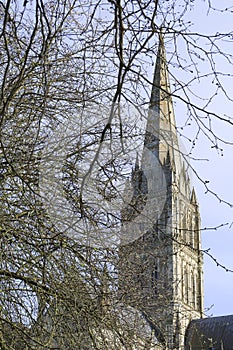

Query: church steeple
145,34,179,169
119,35,203,350
149,34,174,119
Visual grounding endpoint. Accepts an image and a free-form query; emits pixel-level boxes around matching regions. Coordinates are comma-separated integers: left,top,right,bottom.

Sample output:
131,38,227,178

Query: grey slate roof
185,315,233,350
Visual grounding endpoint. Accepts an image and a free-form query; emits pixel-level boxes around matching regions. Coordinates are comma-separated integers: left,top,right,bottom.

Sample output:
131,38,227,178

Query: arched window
196,275,201,310
194,216,199,250
174,196,179,237
179,200,183,237
182,209,186,242
184,266,189,304
189,213,194,247
181,260,184,300
191,272,196,308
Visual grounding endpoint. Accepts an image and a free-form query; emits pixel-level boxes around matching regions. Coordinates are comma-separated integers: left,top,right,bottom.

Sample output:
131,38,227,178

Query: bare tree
0,0,233,349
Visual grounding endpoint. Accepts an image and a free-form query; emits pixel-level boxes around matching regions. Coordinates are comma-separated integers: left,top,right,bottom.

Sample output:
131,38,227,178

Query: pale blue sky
172,0,233,316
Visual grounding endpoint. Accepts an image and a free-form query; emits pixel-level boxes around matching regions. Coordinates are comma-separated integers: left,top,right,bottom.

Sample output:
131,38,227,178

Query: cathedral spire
120,34,203,350
150,34,173,111
145,34,179,166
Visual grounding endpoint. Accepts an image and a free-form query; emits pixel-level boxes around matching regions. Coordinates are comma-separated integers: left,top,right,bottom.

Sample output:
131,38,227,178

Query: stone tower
119,37,204,349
